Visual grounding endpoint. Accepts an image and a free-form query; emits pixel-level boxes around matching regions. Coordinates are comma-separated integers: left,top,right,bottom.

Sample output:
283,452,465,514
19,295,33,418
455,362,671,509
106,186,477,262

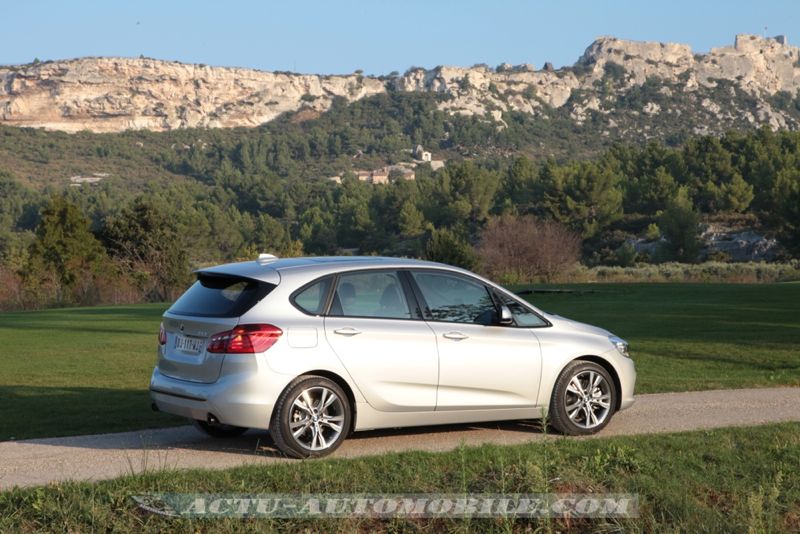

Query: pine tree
101,198,189,301
658,187,701,262
26,195,107,304
398,201,425,237
424,228,477,270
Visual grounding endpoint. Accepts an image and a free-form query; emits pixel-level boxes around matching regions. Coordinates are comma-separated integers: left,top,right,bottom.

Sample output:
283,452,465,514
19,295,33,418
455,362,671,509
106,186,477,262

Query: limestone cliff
2,34,799,133
0,58,385,132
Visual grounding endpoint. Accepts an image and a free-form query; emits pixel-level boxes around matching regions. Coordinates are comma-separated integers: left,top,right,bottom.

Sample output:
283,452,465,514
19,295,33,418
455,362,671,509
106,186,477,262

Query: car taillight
158,322,167,345
206,324,283,354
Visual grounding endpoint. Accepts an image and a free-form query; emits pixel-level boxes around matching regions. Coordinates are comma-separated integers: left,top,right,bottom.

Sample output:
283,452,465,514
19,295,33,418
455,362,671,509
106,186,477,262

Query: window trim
407,268,552,329
294,268,424,321
289,266,552,328
289,275,335,317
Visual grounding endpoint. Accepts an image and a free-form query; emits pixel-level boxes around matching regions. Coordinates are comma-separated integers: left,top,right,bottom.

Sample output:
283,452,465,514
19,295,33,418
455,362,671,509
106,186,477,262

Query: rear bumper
149,361,286,430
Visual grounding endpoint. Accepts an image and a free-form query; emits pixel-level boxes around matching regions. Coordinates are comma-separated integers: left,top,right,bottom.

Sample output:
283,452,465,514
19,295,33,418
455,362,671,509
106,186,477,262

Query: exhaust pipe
207,413,219,425
151,402,160,412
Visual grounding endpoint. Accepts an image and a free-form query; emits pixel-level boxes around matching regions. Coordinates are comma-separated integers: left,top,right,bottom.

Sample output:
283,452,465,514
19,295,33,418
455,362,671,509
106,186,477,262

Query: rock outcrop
578,34,800,93
0,58,384,132
2,34,799,133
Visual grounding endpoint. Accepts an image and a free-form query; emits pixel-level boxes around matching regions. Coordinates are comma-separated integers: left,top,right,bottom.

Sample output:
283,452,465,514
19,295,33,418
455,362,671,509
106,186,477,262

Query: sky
2,1,800,75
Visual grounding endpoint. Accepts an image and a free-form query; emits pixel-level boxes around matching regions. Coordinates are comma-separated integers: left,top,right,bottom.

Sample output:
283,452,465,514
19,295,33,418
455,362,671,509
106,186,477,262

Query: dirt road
1,387,798,490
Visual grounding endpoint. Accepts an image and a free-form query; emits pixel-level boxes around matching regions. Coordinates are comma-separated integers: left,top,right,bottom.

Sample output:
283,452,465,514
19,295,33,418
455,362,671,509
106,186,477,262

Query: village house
393,167,416,180
354,168,390,184
413,144,432,162
355,170,372,182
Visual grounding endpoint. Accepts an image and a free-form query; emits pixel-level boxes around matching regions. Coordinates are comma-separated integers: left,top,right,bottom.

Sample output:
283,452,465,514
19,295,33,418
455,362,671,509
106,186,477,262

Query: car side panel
532,327,634,409
324,316,439,411
427,322,542,410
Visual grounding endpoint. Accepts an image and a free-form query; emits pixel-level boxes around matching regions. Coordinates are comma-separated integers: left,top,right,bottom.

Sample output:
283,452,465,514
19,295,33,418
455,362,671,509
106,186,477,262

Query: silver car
150,256,636,458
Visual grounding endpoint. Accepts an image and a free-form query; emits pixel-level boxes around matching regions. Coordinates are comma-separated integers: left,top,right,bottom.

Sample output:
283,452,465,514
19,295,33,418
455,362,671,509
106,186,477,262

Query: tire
549,360,617,436
270,375,352,459
192,419,248,438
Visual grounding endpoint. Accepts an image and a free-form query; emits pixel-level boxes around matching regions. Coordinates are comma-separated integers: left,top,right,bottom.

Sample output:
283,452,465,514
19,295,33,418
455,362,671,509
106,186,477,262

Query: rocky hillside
2,34,800,134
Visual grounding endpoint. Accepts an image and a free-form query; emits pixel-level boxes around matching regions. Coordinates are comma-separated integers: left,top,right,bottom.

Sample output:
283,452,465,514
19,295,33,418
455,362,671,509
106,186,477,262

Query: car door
408,270,542,411
323,269,439,412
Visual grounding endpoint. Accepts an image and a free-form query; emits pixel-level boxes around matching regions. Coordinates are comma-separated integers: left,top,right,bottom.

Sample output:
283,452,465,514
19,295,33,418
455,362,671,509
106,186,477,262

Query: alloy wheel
564,370,612,429
288,386,346,451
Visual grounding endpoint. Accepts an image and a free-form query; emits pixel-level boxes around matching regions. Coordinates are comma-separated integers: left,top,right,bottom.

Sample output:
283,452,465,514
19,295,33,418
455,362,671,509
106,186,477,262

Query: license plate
174,335,205,354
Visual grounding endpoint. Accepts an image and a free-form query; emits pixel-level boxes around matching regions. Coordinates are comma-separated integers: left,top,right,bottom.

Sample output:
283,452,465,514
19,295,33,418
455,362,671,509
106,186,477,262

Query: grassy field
0,303,183,440
0,423,797,532
530,283,800,393
1,283,798,441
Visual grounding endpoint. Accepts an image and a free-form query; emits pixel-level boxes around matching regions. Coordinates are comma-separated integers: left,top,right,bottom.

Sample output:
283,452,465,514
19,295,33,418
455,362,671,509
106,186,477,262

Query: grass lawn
1,423,797,532
0,303,183,440
527,283,800,393
1,283,798,440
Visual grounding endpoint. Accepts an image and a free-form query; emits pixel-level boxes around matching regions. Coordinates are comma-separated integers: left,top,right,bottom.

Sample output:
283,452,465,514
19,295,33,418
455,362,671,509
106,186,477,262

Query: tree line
0,105,799,309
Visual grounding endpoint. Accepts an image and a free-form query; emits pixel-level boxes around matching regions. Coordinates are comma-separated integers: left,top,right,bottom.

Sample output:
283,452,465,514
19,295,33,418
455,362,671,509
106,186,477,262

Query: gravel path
1,387,798,490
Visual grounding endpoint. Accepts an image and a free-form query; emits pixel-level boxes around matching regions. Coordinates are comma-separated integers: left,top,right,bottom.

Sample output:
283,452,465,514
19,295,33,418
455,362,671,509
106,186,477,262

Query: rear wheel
549,360,617,435
192,420,248,438
270,375,351,458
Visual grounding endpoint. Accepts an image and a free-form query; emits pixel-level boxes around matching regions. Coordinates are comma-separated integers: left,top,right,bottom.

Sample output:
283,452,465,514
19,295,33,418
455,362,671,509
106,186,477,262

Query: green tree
715,173,754,213
538,161,624,238
26,195,108,305
424,228,477,270
0,170,39,232
251,213,304,257
422,161,500,229
298,206,338,254
657,187,701,262
101,198,189,301
498,155,539,213
398,201,426,237
334,180,374,248
625,166,679,214
769,168,800,255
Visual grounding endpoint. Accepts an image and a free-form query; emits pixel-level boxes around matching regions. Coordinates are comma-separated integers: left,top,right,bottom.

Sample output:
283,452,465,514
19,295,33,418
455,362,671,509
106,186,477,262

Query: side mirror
498,305,513,325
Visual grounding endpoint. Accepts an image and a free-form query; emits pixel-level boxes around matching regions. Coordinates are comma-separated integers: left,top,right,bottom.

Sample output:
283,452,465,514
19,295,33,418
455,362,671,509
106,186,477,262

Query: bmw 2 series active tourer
150,255,636,458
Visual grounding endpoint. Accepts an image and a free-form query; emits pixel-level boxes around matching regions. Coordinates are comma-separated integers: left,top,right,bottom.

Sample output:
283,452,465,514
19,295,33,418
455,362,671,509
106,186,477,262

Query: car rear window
168,273,275,317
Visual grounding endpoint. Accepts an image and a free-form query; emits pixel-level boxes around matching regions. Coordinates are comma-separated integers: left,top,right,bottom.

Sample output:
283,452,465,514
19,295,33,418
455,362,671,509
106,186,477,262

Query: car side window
498,292,548,327
292,276,333,315
329,271,412,319
411,271,496,325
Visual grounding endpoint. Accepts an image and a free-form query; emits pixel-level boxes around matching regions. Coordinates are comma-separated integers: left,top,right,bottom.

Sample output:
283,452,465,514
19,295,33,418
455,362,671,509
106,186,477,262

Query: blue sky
3,1,799,74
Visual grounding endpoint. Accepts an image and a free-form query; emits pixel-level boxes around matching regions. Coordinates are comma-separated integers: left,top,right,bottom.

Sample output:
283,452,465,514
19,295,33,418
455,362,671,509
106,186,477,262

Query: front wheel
549,360,617,435
270,375,352,458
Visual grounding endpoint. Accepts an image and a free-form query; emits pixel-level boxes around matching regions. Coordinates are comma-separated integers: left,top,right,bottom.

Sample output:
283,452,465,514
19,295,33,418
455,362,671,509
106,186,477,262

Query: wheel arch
574,355,622,410
285,369,358,432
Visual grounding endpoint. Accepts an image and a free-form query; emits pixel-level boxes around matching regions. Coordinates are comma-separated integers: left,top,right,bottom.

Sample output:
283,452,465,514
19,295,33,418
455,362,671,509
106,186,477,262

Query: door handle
443,331,469,341
333,327,362,336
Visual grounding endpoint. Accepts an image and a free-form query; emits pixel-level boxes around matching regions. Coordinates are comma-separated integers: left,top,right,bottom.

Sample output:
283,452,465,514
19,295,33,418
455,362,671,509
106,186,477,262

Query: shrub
477,214,581,283
567,261,800,283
